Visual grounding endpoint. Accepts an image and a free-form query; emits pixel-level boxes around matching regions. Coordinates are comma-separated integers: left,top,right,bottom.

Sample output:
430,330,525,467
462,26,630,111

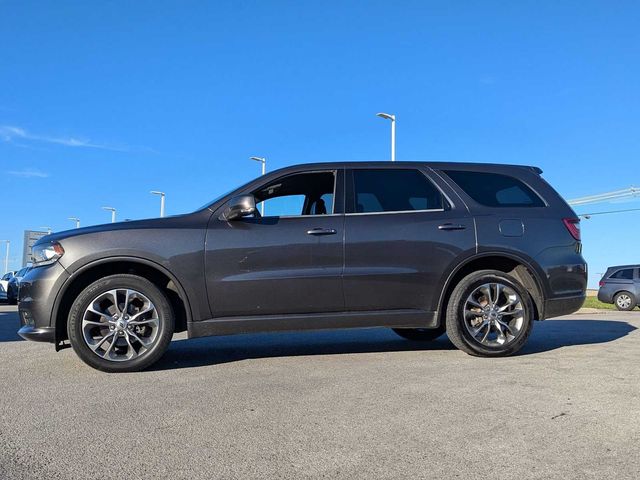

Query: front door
205,169,345,318
343,167,476,314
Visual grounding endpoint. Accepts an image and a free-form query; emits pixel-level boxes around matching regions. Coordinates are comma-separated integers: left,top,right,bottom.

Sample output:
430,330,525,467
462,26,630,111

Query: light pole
376,112,396,162
68,217,80,228
39,226,52,234
102,206,117,223
1,240,9,274
250,156,267,215
150,191,166,218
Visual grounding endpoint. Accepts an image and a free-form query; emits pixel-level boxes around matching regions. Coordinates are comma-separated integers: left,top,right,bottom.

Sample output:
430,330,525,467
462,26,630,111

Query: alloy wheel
463,282,525,348
81,289,161,362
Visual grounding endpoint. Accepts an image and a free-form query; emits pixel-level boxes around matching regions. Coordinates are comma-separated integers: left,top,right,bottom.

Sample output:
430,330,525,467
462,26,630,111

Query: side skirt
187,309,438,339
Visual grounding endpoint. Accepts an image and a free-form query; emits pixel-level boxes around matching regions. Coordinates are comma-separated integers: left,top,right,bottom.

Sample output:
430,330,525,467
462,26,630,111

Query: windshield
196,176,257,211
196,188,236,211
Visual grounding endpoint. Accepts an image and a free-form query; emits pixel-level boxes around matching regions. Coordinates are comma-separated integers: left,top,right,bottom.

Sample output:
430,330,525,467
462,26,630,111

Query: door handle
438,223,467,231
306,228,337,236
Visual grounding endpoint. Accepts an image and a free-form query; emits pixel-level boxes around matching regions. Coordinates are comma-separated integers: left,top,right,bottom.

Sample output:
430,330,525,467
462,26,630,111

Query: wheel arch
436,252,546,327
53,257,192,349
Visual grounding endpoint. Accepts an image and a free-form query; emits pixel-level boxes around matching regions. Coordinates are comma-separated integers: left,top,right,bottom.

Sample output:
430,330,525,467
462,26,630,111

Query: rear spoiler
529,166,543,175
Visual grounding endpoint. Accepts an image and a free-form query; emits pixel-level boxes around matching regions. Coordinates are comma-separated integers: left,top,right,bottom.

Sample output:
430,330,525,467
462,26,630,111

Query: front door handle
307,228,337,236
438,223,467,231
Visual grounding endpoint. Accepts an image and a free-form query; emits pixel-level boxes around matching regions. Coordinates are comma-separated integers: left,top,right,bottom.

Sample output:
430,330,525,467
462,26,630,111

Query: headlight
31,242,65,266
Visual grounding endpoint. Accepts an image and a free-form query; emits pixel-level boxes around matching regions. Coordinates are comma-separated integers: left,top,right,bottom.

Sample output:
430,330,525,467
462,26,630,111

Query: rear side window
352,169,444,213
610,269,634,280
444,170,545,208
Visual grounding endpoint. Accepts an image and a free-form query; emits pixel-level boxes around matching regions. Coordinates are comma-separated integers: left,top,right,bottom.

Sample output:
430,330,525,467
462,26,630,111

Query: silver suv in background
598,265,640,311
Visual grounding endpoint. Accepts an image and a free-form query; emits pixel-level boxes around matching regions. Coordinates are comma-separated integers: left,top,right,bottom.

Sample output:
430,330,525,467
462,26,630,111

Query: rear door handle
306,228,337,236
438,223,467,231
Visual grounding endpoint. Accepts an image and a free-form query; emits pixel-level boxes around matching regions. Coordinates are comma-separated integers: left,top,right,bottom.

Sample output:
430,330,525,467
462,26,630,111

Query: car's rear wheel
68,274,174,372
392,325,446,341
446,270,534,357
614,291,636,311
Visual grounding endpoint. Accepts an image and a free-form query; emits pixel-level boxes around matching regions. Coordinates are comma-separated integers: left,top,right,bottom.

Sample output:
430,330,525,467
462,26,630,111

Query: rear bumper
17,325,56,343
597,289,613,304
544,294,585,319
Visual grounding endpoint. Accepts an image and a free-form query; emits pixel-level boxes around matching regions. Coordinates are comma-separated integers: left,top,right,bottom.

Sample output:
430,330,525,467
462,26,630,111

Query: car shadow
150,319,637,371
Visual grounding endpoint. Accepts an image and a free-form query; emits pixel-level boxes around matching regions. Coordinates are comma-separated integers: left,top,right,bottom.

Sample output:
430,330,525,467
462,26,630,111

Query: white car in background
0,271,15,302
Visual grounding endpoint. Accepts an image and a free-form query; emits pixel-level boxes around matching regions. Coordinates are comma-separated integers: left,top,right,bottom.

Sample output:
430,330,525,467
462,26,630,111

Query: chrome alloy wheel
463,282,525,347
616,294,632,309
82,289,161,362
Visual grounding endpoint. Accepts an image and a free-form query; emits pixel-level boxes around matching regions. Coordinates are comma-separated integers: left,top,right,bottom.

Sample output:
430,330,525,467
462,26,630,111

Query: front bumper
17,262,69,344
17,325,56,342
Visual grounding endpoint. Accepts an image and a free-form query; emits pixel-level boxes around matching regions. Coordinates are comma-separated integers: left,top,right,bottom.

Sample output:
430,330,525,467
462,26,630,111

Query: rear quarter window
444,170,545,208
610,269,634,280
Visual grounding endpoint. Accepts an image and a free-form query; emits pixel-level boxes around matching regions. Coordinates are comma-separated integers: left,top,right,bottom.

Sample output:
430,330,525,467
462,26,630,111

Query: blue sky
1,1,639,286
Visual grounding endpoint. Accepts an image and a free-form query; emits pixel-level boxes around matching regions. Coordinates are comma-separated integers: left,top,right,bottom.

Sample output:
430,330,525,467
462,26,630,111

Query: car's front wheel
445,270,534,357
614,291,636,311
68,274,174,372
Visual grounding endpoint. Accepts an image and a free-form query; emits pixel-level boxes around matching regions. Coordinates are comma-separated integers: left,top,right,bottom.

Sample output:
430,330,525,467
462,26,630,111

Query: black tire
613,291,636,311
445,270,534,357
68,274,174,372
392,325,446,341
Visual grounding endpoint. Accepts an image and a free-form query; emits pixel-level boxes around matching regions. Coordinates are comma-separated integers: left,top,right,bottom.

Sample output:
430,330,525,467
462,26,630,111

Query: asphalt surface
1,305,639,479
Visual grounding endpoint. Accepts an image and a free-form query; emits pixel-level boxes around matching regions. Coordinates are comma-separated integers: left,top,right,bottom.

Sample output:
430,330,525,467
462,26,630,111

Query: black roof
274,161,543,174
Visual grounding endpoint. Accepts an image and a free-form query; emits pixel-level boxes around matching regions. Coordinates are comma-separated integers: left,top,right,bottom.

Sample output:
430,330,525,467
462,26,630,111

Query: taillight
599,280,605,288
563,218,581,241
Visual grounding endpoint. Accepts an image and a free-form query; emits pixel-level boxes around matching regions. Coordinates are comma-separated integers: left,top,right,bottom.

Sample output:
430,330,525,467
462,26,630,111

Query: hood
35,214,193,246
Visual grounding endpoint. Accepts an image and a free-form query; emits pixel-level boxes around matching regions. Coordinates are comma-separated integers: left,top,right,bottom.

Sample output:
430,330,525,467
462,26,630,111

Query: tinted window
352,169,444,213
611,269,634,280
444,170,545,207
254,171,335,217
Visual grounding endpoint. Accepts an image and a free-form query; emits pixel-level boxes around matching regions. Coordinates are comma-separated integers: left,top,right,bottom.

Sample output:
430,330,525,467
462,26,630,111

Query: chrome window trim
345,208,446,217
265,213,344,219
256,169,338,219
347,167,453,215
441,169,549,208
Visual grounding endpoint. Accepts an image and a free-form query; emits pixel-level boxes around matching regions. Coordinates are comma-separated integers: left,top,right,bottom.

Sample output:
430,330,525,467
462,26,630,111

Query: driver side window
254,171,335,217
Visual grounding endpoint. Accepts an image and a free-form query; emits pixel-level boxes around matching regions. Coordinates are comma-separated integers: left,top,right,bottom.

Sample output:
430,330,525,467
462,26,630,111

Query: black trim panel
18,325,56,343
544,295,585,319
188,309,437,338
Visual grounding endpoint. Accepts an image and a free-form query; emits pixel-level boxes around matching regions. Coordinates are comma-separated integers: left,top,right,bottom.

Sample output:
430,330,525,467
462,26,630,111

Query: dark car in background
7,267,30,305
598,265,640,311
17,162,587,372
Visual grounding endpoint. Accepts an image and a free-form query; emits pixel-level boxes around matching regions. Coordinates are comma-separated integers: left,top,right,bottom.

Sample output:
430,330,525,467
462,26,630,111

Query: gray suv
17,162,587,372
598,265,640,310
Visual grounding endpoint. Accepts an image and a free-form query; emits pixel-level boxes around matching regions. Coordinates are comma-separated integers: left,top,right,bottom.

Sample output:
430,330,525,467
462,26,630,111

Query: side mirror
220,195,257,221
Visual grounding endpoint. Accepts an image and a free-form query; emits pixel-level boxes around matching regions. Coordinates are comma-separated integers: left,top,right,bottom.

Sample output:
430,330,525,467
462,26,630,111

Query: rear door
342,166,476,314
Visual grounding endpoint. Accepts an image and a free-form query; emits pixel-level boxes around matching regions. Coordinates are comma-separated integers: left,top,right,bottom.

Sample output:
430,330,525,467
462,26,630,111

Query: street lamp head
101,206,116,211
376,112,395,121
68,217,80,221
250,156,266,163
150,191,165,196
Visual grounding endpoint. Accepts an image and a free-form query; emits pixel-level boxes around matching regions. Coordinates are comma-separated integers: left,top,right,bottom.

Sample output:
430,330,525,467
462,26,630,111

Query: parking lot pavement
1,305,639,480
